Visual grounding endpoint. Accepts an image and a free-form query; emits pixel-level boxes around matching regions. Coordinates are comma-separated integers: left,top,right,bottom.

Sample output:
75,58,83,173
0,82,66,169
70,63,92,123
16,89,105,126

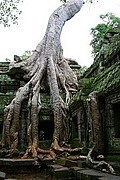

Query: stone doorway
39,120,54,141
112,102,120,138
39,119,54,149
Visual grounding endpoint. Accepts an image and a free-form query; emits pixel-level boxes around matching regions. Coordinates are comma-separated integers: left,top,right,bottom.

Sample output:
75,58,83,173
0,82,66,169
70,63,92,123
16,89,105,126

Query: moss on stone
70,77,94,109
0,93,15,112
92,61,120,94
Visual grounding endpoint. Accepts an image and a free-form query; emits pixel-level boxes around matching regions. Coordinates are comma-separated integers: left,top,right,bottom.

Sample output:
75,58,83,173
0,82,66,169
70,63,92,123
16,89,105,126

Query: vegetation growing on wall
90,13,120,57
70,25,120,109
92,61,120,94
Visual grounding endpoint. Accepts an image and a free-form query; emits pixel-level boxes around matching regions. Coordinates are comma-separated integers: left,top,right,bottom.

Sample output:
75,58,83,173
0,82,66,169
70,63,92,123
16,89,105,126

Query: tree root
22,147,56,160
86,145,116,174
22,138,82,160
51,138,82,155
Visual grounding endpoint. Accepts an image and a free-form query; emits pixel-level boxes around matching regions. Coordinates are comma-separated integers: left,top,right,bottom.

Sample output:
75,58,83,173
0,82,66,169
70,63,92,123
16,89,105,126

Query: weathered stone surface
76,168,120,180
53,167,70,179
65,159,78,167
0,158,35,166
0,171,6,179
42,158,54,165
98,175,120,180
70,167,85,177
49,164,64,170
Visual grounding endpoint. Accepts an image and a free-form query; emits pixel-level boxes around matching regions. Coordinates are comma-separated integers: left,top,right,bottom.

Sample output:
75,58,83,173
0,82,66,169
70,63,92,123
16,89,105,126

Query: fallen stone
0,171,6,179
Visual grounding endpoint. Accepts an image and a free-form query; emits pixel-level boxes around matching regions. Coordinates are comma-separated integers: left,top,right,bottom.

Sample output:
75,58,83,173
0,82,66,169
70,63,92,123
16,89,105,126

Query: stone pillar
77,110,81,142
19,103,27,150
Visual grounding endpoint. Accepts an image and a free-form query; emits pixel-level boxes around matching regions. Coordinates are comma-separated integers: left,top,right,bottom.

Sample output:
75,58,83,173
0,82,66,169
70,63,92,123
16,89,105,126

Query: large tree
0,1,116,174
1,0,84,158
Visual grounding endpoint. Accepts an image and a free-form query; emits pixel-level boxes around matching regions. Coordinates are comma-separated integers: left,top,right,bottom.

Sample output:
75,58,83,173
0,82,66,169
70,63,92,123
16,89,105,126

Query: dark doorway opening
72,116,78,139
0,121,3,141
113,103,120,138
39,120,54,141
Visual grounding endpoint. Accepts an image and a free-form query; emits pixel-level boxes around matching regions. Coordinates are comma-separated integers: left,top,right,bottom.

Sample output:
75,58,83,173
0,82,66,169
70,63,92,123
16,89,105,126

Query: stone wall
0,62,20,140
70,27,120,155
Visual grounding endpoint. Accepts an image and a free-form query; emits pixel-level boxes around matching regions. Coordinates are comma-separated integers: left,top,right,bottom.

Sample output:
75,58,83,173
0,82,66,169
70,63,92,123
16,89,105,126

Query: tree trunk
88,92,104,154
1,0,84,158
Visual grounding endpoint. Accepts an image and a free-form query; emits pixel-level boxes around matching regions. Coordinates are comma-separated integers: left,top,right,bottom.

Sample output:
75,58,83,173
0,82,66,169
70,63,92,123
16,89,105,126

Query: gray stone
54,167,70,179
0,171,6,179
98,175,120,180
70,167,84,177
77,169,105,180
49,164,64,170
65,159,78,167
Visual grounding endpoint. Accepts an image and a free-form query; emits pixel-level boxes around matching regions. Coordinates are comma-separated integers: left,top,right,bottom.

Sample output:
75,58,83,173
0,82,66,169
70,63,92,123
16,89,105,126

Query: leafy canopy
0,0,22,27
90,13,120,57
0,0,99,27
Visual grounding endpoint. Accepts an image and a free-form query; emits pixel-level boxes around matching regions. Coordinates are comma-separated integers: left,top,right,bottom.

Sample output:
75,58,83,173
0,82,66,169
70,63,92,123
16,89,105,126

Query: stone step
57,178,75,180
65,159,78,167
98,175,120,180
77,169,103,180
53,167,70,179
49,162,120,179
75,168,120,180
49,164,76,179
0,158,35,166
0,171,6,180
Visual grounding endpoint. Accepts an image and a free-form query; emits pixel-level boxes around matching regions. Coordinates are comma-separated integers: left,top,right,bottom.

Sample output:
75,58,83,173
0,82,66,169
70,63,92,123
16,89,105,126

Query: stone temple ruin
0,27,120,179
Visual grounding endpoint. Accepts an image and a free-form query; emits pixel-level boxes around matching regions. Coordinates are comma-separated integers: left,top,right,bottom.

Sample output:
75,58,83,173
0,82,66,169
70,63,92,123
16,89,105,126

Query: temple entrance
113,102,120,138
72,116,78,139
38,119,54,149
39,120,54,141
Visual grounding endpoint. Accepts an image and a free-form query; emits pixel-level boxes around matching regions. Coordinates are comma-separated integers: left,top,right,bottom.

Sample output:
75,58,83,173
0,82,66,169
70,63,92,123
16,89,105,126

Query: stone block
70,167,84,177
54,167,70,179
98,175,120,180
65,159,77,167
42,158,53,165
77,160,86,168
58,178,75,180
55,158,66,166
49,164,64,170
77,169,104,180
0,171,6,180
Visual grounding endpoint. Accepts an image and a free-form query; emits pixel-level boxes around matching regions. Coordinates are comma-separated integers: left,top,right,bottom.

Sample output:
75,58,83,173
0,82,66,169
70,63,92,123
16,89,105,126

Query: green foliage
0,0,98,27
0,0,22,27
20,50,32,61
100,13,120,27
79,77,94,95
78,66,88,75
90,13,120,57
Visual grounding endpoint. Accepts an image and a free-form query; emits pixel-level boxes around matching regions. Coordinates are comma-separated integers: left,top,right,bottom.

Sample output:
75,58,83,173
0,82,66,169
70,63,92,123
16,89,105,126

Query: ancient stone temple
0,60,81,150
70,27,120,156
0,62,20,138
0,27,120,177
